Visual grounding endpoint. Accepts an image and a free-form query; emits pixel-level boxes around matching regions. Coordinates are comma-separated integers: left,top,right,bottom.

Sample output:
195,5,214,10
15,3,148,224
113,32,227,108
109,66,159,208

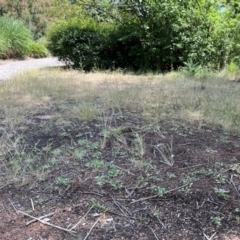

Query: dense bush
47,0,240,72
47,18,146,71
47,18,110,70
0,16,32,58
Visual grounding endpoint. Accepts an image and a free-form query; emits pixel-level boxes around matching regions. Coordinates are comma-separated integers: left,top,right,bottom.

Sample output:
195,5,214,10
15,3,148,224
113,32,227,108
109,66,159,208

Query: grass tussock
1,68,239,132
0,16,32,58
0,16,49,59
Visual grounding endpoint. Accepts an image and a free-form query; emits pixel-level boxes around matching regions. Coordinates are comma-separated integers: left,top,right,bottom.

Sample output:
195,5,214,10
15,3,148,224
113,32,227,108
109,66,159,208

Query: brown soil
0,108,240,240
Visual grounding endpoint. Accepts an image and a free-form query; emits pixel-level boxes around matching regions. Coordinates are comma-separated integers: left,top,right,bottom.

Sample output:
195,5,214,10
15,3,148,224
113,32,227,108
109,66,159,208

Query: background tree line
47,0,240,71
1,0,239,71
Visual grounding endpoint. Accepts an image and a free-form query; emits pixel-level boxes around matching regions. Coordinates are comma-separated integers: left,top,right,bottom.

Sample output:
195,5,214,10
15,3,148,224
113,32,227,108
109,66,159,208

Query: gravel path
0,57,65,81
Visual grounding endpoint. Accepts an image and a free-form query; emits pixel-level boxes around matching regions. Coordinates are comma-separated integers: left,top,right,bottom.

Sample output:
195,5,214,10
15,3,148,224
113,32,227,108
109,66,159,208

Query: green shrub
47,18,108,70
47,18,145,71
27,39,50,58
0,16,32,58
102,25,145,71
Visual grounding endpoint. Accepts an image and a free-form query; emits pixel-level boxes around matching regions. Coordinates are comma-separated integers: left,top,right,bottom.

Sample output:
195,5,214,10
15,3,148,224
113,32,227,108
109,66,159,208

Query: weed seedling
86,160,106,170
109,180,122,190
108,166,122,177
214,188,229,200
55,177,71,186
35,197,47,205
95,175,108,187
90,200,108,213
211,216,223,228
167,172,176,179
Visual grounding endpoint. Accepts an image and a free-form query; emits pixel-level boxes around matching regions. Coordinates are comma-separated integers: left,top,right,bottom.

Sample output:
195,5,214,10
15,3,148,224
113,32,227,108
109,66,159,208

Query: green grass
27,38,50,58
0,16,32,58
0,16,49,59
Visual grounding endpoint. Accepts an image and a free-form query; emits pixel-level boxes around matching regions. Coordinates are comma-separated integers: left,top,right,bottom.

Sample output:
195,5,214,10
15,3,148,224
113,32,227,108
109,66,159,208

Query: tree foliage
0,0,50,39
48,0,240,71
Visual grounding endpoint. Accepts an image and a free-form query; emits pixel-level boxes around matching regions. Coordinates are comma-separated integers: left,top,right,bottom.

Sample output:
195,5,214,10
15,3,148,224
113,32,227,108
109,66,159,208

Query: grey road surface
0,57,65,81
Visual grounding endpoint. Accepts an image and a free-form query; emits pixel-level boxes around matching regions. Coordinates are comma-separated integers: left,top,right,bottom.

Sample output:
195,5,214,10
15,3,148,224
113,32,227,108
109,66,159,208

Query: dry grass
1,68,240,239
0,68,240,131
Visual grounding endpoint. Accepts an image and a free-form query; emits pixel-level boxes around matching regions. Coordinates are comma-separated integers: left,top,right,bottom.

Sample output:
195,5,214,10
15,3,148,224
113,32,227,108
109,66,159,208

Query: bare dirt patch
0,106,240,240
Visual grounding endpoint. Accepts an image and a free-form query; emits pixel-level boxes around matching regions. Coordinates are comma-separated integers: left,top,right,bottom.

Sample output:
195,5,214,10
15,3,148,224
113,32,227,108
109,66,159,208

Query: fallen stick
26,212,55,226
83,218,100,240
131,184,189,204
230,175,240,197
18,211,76,236
8,198,18,214
70,207,92,230
31,198,34,211
149,227,160,240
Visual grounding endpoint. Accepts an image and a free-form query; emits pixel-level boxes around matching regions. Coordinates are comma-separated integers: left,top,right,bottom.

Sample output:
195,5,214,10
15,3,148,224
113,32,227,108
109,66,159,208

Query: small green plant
35,197,47,205
50,158,59,166
95,175,108,187
92,151,102,159
167,172,176,179
90,200,108,213
157,187,167,197
108,166,121,177
180,61,203,77
52,148,62,156
74,149,87,160
153,210,163,217
214,174,226,184
202,168,214,176
211,216,223,228
55,177,71,186
228,61,239,73
151,185,167,197
214,188,229,200
86,160,106,170
109,180,122,190
205,147,215,153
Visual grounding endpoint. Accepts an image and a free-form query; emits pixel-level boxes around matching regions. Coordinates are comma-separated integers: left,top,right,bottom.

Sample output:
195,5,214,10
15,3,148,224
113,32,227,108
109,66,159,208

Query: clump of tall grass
27,38,50,58
0,17,49,59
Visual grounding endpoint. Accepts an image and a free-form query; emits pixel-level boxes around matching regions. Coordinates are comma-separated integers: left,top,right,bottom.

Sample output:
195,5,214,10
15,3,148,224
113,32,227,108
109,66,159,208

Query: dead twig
131,184,189,204
71,207,92,230
229,175,240,197
26,212,55,226
31,199,34,211
18,211,76,236
8,199,18,214
80,191,104,197
0,183,12,190
112,197,132,216
203,232,217,240
149,227,160,240
83,218,100,240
